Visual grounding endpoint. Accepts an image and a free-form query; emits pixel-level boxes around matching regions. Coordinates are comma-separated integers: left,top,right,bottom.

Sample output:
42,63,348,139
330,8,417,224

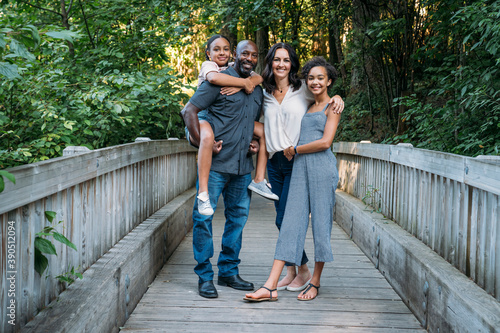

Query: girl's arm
220,73,263,96
206,71,257,93
249,72,264,86
285,110,341,158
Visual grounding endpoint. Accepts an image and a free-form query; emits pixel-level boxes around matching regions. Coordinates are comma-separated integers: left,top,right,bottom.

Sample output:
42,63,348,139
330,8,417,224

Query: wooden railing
0,139,197,331
332,142,500,301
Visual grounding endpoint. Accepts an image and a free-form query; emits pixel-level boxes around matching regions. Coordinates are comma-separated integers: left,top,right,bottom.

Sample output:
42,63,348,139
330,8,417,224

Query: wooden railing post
62,146,91,156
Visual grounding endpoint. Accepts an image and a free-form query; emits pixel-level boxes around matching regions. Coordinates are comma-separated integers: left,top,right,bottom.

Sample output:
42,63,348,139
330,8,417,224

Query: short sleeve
190,81,221,111
302,80,315,104
198,61,220,85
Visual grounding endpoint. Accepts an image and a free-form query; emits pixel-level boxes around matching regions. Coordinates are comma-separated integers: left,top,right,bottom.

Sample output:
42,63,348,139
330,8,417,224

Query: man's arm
180,101,203,147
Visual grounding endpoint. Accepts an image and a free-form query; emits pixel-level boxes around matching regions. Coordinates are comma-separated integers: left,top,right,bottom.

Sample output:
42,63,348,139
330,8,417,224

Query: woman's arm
304,83,344,114
327,95,345,114
284,110,341,159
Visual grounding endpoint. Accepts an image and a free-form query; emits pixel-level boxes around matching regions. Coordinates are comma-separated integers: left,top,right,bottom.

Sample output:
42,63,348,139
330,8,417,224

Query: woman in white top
261,43,344,291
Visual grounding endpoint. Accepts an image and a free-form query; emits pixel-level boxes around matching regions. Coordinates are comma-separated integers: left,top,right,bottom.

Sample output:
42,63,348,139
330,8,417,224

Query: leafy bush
0,4,188,169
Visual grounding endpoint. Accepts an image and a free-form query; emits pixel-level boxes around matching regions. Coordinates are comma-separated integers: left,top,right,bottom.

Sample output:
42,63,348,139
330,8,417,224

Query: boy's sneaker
248,180,279,201
197,192,214,216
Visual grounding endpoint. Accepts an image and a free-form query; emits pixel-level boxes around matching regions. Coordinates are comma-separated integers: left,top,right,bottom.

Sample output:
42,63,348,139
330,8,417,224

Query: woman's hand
283,146,295,161
327,95,345,114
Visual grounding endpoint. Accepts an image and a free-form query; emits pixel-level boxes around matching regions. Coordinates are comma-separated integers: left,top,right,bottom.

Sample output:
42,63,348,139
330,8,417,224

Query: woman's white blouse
262,82,314,158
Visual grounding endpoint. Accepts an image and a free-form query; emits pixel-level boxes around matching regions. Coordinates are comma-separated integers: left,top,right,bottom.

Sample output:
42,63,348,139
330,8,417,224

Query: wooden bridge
121,194,425,332
1,139,499,332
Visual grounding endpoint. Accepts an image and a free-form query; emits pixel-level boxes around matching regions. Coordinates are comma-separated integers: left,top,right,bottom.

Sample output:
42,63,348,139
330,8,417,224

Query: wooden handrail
0,139,197,331
332,141,500,301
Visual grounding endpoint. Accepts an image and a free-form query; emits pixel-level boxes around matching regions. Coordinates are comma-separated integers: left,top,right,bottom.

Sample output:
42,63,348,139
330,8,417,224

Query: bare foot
287,271,312,290
277,273,295,290
244,286,278,301
297,283,319,301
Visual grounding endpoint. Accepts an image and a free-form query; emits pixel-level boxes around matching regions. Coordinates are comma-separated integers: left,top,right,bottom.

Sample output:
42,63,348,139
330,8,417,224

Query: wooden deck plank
121,322,425,333
126,309,423,329
122,195,426,332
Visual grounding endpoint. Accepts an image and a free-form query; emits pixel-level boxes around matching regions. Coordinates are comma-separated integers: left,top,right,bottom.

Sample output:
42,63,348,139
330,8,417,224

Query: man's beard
237,60,255,77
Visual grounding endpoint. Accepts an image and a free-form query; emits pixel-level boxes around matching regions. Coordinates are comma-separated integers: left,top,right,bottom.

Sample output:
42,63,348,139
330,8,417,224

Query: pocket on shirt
224,93,240,105
253,95,262,110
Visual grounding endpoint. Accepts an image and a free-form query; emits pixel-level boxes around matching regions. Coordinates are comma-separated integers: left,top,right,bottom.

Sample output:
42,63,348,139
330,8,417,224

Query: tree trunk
255,27,269,75
78,0,95,48
220,14,237,53
60,0,75,57
327,0,347,88
349,0,366,93
290,0,304,51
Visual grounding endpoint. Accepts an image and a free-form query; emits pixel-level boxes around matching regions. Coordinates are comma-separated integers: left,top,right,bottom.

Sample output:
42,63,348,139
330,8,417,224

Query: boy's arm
206,72,255,93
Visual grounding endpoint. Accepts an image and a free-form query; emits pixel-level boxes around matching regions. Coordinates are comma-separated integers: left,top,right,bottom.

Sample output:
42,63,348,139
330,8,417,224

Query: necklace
278,84,289,94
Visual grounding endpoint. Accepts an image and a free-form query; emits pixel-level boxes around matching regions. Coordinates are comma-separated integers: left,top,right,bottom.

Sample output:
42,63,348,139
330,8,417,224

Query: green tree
0,1,188,168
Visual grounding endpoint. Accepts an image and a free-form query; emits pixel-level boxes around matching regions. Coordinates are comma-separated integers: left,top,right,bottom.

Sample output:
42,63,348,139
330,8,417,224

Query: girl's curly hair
301,56,338,93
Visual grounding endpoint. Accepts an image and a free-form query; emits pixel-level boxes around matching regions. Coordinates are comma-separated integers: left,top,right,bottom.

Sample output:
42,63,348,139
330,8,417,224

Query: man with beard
181,40,262,298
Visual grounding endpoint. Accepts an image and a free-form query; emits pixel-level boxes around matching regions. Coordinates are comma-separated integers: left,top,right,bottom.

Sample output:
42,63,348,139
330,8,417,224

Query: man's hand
248,138,259,155
327,95,345,114
213,140,223,155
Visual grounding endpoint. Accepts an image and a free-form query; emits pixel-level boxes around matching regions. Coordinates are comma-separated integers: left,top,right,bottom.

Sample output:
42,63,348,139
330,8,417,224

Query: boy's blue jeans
192,170,252,283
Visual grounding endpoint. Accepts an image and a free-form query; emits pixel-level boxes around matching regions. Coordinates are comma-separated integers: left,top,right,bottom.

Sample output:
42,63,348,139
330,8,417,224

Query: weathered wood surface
0,140,197,333
22,188,196,333
335,190,500,333
333,142,500,301
122,195,425,332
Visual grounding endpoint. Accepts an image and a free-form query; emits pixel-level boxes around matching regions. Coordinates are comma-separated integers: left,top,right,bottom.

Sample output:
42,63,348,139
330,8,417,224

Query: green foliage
0,1,188,168
336,91,390,143
56,266,83,285
0,170,15,192
381,0,500,156
387,94,499,156
1,0,499,163
361,184,393,220
34,211,78,278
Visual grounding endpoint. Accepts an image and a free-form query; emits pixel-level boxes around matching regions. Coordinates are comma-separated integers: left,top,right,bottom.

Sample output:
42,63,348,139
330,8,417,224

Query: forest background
0,0,499,169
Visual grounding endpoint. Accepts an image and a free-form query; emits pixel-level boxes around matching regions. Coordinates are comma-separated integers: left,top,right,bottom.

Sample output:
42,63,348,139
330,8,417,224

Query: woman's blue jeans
192,170,252,283
267,151,308,267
